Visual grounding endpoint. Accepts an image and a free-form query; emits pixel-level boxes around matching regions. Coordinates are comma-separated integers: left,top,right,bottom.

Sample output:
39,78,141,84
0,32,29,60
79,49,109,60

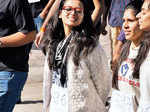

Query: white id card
28,0,40,3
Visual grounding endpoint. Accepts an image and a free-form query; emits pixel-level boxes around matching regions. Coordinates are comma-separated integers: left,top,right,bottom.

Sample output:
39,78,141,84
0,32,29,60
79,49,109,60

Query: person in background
109,0,150,111
0,0,36,111
137,0,150,32
16,0,51,103
41,0,112,111
108,0,133,59
28,0,53,50
35,0,102,47
111,29,126,72
29,0,49,32
111,0,143,72
136,0,150,111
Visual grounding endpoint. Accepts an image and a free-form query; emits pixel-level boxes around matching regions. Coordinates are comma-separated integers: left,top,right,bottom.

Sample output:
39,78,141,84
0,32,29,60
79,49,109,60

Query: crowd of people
0,0,150,112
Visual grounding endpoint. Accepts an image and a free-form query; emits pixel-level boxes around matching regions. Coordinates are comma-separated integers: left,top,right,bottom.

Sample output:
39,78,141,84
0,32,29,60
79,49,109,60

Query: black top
0,0,35,72
29,0,49,18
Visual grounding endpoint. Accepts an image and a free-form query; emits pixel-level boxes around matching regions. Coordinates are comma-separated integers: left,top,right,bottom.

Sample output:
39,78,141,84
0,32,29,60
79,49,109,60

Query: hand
34,31,45,48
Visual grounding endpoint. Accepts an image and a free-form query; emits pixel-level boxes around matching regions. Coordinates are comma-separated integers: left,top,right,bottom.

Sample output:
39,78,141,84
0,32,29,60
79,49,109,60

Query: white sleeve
88,44,112,103
137,51,150,112
42,58,52,112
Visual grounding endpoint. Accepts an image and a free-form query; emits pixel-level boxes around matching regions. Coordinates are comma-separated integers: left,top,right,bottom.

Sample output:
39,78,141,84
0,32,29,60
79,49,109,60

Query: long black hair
112,0,150,89
40,0,98,70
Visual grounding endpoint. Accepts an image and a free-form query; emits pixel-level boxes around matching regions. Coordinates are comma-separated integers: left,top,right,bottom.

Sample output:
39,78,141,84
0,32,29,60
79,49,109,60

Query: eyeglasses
62,6,83,14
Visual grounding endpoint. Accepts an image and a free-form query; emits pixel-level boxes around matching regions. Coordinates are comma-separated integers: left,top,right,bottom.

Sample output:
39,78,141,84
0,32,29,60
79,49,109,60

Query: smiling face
123,9,143,43
59,0,84,29
137,1,150,31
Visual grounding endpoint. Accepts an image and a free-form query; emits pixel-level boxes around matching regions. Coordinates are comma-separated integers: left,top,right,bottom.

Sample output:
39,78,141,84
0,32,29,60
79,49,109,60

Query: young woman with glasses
35,0,103,47
40,0,112,112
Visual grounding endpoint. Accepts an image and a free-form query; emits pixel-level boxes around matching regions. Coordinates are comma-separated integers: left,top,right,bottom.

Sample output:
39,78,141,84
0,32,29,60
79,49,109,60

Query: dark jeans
0,71,28,112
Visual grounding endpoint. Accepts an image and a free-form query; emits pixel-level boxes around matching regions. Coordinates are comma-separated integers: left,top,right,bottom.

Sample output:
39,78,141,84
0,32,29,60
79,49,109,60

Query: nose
123,21,129,30
70,10,76,15
136,12,141,19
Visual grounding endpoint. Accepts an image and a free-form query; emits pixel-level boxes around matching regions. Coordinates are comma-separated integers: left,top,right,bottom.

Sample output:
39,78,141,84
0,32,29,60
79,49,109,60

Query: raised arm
35,0,102,47
35,0,60,47
39,0,56,19
91,0,102,26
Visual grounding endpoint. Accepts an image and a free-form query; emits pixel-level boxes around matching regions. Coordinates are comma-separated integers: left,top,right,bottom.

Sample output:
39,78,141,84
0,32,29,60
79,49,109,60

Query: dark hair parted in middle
40,0,98,70
112,0,150,89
